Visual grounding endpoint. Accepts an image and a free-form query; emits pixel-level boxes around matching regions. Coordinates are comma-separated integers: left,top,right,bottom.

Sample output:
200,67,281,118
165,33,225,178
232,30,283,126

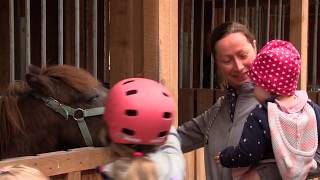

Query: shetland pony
0,65,107,159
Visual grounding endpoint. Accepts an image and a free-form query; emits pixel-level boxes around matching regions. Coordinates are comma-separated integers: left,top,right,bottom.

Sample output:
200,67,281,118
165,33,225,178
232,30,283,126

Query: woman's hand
214,152,221,164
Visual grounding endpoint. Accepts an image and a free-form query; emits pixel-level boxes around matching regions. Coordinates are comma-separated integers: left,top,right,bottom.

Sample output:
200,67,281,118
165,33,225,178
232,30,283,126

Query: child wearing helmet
214,40,320,180
99,78,185,180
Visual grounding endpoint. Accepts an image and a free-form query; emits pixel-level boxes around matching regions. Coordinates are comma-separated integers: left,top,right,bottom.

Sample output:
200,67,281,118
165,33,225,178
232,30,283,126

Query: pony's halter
32,94,105,146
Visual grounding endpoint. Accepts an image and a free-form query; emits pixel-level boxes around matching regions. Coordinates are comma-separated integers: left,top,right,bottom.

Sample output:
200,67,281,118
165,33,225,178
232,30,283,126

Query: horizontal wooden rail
0,147,111,179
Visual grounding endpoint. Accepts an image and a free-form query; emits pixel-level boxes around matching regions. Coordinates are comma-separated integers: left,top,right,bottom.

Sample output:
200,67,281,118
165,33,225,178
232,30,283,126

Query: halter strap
32,94,105,146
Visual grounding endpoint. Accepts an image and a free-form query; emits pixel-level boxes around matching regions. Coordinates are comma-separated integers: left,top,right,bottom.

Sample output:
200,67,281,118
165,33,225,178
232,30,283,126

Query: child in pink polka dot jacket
214,40,320,180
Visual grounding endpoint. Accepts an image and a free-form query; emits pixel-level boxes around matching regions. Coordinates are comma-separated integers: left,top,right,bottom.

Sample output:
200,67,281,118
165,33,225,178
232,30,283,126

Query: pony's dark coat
0,65,107,159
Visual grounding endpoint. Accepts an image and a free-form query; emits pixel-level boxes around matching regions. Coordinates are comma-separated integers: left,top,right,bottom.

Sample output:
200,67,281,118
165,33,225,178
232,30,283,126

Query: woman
215,40,320,180
177,22,281,180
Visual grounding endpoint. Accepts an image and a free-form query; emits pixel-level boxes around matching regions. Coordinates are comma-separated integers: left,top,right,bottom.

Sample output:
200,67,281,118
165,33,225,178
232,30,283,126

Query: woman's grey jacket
178,82,281,180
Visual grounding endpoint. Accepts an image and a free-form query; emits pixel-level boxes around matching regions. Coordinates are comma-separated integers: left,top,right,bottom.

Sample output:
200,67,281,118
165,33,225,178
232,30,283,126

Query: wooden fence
0,147,111,180
0,89,319,180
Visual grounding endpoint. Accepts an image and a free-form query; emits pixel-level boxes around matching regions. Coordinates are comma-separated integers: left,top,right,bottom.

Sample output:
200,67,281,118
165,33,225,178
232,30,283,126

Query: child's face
253,85,270,103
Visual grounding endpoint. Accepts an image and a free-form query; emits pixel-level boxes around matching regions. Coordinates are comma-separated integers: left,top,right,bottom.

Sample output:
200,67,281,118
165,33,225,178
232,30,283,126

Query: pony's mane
0,81,30,149
42,65,100,93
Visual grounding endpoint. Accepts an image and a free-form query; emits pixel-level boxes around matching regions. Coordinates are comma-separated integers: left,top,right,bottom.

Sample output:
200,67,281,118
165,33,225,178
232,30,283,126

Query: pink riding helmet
249,40,301,96
104,78,175,145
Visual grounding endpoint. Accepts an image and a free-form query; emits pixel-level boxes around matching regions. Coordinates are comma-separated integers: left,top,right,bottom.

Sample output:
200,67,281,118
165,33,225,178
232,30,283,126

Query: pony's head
0,65,108,159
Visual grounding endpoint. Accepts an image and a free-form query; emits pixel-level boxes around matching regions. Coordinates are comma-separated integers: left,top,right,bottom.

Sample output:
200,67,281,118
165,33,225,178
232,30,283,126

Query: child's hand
214,152,221,164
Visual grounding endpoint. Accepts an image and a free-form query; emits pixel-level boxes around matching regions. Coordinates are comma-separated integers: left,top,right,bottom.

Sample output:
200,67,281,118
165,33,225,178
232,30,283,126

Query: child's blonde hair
109,143,157,180
0,165,48,180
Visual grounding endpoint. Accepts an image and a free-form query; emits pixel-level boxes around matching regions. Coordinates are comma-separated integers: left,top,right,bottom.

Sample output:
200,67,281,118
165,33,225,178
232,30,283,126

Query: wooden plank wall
179,88,215,180
289,0,309,90
195,89,214,180
178,89,195,180
143,0,178,104
109,0,143,86
0,0,109,91
0,0,10,92
0,147,111,180
110,0,178,115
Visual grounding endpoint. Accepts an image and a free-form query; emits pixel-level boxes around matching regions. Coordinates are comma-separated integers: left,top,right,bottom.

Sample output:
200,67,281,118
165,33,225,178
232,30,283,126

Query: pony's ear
28,64,41,75
26,69,55,97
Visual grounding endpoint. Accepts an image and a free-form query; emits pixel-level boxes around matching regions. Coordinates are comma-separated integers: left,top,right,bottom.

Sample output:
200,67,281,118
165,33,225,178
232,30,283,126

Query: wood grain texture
290,0,308,90
0,147,111,178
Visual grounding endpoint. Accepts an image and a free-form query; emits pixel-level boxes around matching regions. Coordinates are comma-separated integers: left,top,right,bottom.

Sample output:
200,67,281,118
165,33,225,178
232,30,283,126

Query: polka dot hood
249,40,301,96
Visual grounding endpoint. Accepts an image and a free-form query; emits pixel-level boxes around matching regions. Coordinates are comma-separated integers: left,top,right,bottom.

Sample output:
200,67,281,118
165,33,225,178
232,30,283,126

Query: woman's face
215,32,257,87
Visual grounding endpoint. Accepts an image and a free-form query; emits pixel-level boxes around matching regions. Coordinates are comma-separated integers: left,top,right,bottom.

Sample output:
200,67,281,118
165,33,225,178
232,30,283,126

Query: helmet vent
158,131,168,137
126,109,137,116
123,80,134,85
162,92,169,97
163,112,172,118
122,128,134,135
126,90,137,96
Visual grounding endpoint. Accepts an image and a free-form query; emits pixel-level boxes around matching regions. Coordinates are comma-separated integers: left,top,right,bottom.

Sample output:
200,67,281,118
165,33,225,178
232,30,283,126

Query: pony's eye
88,95,99,102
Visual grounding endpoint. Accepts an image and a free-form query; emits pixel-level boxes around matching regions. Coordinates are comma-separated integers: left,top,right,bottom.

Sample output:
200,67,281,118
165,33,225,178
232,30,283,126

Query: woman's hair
0,165,48,180
209,22,256,88
210,21,255,59
109,143,158,180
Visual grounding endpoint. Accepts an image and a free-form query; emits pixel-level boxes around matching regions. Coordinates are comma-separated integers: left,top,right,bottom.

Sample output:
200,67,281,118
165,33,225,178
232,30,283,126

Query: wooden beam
66,171,81,180
196,148,205,180
143,0,178,125
159,0,178,116
64,0,75,65
109,0,134,85
194,89,213,180
0,0,10,92
110,0,178,110
103,0,110,85
184,152,195,180
0,147,111,177
290,0,308,90
109,0,143,86
178,88,195,179
143,0,159,80
143,1,181,176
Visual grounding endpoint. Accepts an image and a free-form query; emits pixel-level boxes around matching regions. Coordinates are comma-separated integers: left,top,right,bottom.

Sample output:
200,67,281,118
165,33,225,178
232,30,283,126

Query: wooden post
109,0,143,86
195,89,214,180
0,0,10,92
64,0,75,65
109,0,134,85
184,151,196,180
143,0,178,123
66,171,81,180
110,0,177,113
110,0,180,175
290,0,308,90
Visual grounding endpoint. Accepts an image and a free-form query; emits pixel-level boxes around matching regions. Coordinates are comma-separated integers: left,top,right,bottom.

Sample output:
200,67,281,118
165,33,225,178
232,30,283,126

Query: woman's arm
177,96,224,153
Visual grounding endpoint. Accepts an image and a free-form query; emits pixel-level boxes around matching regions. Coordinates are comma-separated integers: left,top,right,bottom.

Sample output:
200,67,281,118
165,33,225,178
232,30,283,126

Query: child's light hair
112,157,157,180
110,143,157,180
0,165,48,180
